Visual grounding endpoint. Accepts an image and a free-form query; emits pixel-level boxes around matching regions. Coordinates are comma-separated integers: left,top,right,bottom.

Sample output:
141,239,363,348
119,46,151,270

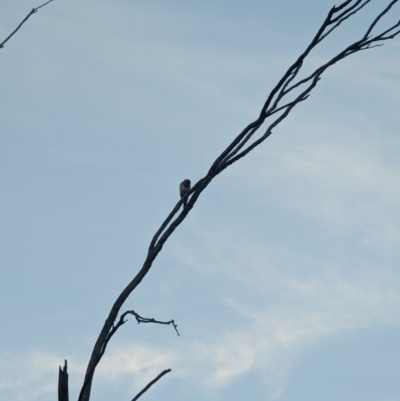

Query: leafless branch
122,310,180,336
320,0,371,40
215,0,400,167
35,0,54,11
0,0,54,49
365,0,398,38
77,311,178,401
131,369,172,401
77,2,400,400
103,310,179,357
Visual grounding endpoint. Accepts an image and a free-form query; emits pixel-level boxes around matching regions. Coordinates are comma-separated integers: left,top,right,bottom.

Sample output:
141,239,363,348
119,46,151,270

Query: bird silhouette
179,179,191,207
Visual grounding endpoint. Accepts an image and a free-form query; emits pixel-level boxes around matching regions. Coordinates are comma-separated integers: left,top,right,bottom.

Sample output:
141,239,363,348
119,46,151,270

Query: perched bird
179,179,191,207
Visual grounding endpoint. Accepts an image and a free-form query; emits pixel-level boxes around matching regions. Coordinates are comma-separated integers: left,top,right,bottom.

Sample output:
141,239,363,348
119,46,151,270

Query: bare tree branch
77,2,400,400
0,0,54,49
77,311,178,400
365,0,398,38
216,0,400,167
35,0,54,11
121,310,180,336
321,1,371,40
103,311,179,356
131,369,171,401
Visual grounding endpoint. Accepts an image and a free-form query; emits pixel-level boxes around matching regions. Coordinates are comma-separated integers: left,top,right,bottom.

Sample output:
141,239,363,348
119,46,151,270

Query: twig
131,369,171,401
0,0,54,49
35,0,54,11
123,310,180,336
101,310,179,357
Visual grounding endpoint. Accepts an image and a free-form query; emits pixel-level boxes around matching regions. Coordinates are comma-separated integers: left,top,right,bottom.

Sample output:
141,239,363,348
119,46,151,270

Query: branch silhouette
97,310,179,364
131,369,171,401
0,1,54,49
76,1,400,400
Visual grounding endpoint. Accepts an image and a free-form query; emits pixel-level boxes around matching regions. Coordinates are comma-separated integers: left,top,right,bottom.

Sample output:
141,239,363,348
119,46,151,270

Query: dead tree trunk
58,360,69,401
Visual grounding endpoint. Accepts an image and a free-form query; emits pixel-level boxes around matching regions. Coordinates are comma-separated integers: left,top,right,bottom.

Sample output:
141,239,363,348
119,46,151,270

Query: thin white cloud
0,345,178,401
228,112,400,249
180,268,400,396
97,344,178,387
0,352,60,401
168,218,400,397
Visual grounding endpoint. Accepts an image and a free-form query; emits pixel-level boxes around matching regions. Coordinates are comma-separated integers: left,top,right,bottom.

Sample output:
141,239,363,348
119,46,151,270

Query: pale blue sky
1,1,400,401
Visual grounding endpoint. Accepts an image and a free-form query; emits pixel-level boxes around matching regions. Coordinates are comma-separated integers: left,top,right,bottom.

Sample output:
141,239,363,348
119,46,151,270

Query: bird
179,179,191,207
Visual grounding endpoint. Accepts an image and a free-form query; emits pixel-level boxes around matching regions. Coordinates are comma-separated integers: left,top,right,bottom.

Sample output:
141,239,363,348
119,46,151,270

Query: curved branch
77,2,400,400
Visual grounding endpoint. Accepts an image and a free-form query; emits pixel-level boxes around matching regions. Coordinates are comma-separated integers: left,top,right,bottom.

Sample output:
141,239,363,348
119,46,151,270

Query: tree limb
131,369,171,401
77,2,400,400
0,0,54,49
77,310,178,400
101,311,179,358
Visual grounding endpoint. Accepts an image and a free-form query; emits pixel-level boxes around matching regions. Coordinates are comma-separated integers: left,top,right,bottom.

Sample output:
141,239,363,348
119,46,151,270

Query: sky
1,0,400,400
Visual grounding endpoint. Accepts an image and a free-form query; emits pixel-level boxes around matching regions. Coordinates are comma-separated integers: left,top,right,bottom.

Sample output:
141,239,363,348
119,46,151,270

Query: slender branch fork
0,0,54,49
101,310,179,360
73,1,399,400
